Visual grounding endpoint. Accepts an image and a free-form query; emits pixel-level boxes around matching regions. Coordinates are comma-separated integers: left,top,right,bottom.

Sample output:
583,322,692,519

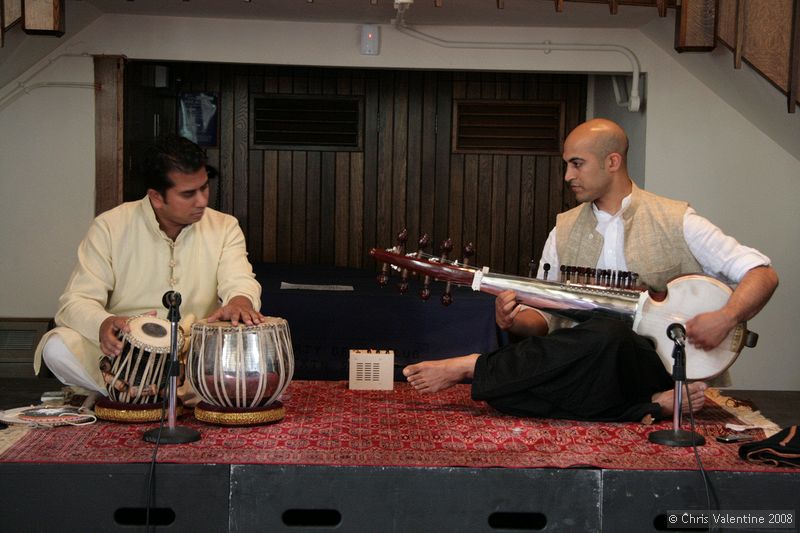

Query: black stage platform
1,463,798,532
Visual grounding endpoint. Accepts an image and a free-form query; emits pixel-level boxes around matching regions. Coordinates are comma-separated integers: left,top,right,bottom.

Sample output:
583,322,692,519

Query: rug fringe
0,425,31,457
706,388,782,438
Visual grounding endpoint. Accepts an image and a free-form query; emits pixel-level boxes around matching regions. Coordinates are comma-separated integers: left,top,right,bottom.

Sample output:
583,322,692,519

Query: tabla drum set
94,315,294,426
94,315,183,423
187,317,294,425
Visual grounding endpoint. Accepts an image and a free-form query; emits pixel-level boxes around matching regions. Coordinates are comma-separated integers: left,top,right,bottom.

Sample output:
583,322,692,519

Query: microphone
162,291,182,309
666,322,686,346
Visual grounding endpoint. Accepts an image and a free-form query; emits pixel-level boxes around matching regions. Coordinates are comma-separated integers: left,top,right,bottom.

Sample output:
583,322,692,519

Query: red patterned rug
0,381,790,471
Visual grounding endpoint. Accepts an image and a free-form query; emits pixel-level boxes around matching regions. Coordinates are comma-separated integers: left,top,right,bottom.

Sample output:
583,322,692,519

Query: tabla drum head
126,315,173,351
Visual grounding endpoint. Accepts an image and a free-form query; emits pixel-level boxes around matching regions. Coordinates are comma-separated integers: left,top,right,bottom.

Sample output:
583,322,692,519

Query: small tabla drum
187,318,294,426
94,315,185,423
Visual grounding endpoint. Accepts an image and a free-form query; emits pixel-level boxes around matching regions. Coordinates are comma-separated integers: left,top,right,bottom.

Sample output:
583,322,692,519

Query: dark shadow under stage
1,380,798,532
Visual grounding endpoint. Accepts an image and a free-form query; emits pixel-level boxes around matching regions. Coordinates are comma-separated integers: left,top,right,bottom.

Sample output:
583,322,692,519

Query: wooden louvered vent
0,319,51,377
453,100,564,155
251,95,362,151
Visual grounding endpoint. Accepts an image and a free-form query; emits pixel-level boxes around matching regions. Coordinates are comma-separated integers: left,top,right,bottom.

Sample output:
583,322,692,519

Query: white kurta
34,197,262,388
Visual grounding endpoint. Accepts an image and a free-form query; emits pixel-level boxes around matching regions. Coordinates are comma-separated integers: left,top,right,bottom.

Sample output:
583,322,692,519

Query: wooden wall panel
276,150,292,263
248,149,263,261
4,0,23,30
717,0,736,45
320,152,336,263
476,154,493,268
218,67,235,215
95,56,124,215
419,73,438,244
505,155,522,274
717,0,796,101
405,72,424,250
233,73,249,228
349,151,364,266
518,155,537,276
22,0,64,36
349,76,366,265
334,152,349,266
674,0,716,51
376,72,394,250
490,156,508,271
305,151,321,264
123,63,586,276
739,1,793,90
362,76,379,264
433,77,453,255
291,152,307,264
262,151,278,262
391,72,409,245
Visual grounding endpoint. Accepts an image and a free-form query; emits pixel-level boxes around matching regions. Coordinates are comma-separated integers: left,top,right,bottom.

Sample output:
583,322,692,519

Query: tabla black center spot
142,322,168,338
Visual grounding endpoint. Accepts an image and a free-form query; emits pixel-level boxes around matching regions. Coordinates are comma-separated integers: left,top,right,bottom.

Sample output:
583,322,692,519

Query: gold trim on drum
94,400,183,423
193,402,285,426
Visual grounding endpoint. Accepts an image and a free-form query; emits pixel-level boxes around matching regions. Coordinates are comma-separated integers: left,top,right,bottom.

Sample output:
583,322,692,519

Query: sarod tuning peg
418,233,432,298
397,228,410,293
440,238,454,306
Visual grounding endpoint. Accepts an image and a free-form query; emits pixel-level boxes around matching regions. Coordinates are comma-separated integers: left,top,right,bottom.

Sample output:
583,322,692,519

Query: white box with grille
348,349,394,390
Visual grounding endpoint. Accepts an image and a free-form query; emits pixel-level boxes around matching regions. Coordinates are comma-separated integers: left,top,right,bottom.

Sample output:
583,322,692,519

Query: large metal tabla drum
94,315,185,423
187,318,294,425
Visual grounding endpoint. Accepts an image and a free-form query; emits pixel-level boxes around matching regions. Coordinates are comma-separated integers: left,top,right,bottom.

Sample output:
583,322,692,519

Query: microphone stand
143,292,201,444
648,323,706,447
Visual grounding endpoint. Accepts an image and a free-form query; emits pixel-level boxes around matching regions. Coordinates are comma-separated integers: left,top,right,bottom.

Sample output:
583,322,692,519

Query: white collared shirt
530,195,770,332
538,195,770,285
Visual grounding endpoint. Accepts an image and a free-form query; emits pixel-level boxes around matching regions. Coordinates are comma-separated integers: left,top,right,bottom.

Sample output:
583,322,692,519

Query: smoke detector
394,0,413,14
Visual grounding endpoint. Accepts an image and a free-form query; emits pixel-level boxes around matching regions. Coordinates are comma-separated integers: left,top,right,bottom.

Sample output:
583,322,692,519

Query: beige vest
555,182,702,292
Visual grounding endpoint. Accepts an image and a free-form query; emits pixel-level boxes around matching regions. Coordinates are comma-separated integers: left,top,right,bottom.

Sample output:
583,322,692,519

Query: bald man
403,119,778,422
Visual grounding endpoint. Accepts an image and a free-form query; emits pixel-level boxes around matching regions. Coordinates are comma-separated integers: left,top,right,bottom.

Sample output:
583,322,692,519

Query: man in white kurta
35,136,263,395
403,119,778,422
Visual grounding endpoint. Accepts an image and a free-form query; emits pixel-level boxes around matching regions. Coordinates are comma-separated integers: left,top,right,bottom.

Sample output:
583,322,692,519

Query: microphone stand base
143,426,201,445
648,428,705,447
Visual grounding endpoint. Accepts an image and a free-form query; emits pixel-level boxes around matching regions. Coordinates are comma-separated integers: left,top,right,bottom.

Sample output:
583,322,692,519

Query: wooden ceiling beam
22,0,64,36
790,0,799,112
733,0,745,68
549,1,677,15
553,1,676,7
675,0,716,52
3,0,21,30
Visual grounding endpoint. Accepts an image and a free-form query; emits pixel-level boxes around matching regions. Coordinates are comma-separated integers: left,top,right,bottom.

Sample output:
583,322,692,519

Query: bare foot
402,354,480,393
652,381,708,416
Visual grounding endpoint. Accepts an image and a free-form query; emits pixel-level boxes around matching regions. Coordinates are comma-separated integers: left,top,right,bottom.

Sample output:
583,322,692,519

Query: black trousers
471,318,674,422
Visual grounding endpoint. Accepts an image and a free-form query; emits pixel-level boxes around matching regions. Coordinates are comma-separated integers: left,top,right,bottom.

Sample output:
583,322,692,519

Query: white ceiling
82,0,666,29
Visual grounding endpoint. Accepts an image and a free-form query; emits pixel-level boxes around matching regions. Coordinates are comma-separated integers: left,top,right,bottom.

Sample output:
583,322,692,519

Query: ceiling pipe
392,13,642,112
0,53,96,114
612,75,636,109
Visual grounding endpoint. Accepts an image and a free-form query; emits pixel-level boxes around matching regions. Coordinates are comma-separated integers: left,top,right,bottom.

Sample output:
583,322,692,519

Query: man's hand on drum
99,310,156,357
99,315,129,357
206,295,264,326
